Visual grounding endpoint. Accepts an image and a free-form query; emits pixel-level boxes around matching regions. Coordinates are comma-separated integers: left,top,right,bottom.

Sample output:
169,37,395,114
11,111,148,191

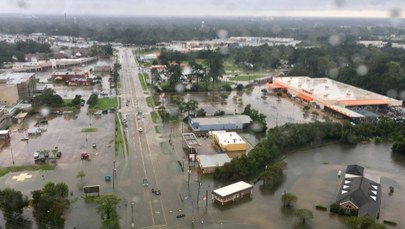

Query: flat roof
191,115,252,126
213,181,253,197
197,154,231,168
211,131,245,145
274,77,402,106
0,72,35,84
0,130,10,135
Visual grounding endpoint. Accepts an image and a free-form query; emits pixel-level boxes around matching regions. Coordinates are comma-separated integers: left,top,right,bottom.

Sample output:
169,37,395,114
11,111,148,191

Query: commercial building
0,73,36,105
210,130,246,152
335,165,381,219
212,181,253,205
268,76,403,122
188,115,251,132
196,154,231,174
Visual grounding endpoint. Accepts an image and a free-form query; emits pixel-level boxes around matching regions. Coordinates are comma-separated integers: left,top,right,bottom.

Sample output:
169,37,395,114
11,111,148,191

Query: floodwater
178,142,405,228
159,86,404,228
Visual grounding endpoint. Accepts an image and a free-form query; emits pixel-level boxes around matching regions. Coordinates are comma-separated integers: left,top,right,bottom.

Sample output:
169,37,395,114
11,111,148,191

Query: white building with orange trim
267,76,402,120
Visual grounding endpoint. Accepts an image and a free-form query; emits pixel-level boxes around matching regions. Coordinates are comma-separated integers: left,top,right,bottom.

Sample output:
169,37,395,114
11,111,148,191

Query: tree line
0,40,51,67
213,119,405,183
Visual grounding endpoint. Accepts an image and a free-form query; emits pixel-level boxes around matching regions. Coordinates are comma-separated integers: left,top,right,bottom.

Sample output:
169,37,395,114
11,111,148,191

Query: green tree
0,188,29,225
206,51,224,86
31,182,70,229
294,208,313,225
345,216,386,229
281,192,298,208
95,195,121,229
167,64,182,90
178,100,199,116
71,95,82,107
34,88,64,108
87,93,98,107
76,170,86,187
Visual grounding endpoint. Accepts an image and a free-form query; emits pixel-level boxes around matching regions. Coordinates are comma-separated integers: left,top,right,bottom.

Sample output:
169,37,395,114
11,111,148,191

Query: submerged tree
0,188,29,227
294,208,313,225
31,182,70,229
95,195,121,229
281,192,298,208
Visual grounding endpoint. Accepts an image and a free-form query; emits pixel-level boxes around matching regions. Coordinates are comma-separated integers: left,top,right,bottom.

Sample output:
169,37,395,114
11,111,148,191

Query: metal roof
191,115,252,126
213,181,253,198
197,154,230,169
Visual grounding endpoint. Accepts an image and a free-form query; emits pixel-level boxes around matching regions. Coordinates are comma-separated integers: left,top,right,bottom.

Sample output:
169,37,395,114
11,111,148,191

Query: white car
138,128,143,133
34,152,39,159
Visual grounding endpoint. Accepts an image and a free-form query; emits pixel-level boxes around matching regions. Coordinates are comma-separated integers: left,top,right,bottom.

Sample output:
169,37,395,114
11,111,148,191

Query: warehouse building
196,154,231,174
268,76,403,122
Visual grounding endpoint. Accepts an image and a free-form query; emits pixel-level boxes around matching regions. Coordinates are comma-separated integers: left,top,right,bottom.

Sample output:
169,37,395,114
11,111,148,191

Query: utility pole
131,202,135,228
197,181,201,207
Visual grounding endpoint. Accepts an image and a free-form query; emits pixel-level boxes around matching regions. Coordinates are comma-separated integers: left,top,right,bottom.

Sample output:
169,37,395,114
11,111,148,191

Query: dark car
102,110,108,114
151,188,161,195
56,151,62,158
176,213,185,218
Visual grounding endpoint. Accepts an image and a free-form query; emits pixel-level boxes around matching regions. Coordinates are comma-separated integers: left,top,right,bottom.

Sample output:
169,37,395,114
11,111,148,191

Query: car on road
92,143,96,149
176,213,185,218
138,128,143,133
143,178,149,187
151,188,161,195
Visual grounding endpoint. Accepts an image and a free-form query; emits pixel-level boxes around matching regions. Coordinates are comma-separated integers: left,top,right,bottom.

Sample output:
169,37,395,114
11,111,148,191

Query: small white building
196,154,231,174
212,181,253,205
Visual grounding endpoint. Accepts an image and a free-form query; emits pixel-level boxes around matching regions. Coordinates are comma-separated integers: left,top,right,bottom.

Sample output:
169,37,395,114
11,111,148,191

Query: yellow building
210,130,246,152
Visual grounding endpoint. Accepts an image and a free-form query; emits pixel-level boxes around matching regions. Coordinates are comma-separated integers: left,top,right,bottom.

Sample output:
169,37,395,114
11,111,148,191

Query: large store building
268,76,403,122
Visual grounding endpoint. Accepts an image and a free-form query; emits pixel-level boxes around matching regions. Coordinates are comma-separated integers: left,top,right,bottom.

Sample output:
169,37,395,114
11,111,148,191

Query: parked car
143,178,149,187
56,151,62,158
92,143,96,149
34,152,39,159
176,213,185,218
138,128,143,133
43,150,49,158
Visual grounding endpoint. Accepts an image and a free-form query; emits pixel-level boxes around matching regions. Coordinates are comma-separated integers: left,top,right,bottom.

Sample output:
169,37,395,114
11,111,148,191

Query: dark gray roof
346,164,364,176
336,165,381,219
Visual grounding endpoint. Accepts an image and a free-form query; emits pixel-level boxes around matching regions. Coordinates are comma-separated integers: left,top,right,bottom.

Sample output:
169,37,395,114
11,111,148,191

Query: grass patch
138,73,148,91
224,59,240,72
2,164,56,175
81,128,98,132
92,97,118,110
151,111,159,124
115,114,127,158
232,73,265,81
0,167,8,177
206,81,234,90
146,96,154,108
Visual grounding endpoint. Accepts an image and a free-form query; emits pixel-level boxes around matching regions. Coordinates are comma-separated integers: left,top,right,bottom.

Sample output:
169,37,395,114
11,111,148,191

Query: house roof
336,165,381,219
346,164,364,176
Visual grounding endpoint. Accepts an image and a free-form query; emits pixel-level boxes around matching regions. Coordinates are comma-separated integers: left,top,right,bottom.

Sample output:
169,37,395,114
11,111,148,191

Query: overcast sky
1,0,404,18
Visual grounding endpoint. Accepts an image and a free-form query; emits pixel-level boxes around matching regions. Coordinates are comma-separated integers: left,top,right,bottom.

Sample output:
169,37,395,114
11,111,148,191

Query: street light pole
113,161,116,190
131,202,135,228
10,143,15,165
